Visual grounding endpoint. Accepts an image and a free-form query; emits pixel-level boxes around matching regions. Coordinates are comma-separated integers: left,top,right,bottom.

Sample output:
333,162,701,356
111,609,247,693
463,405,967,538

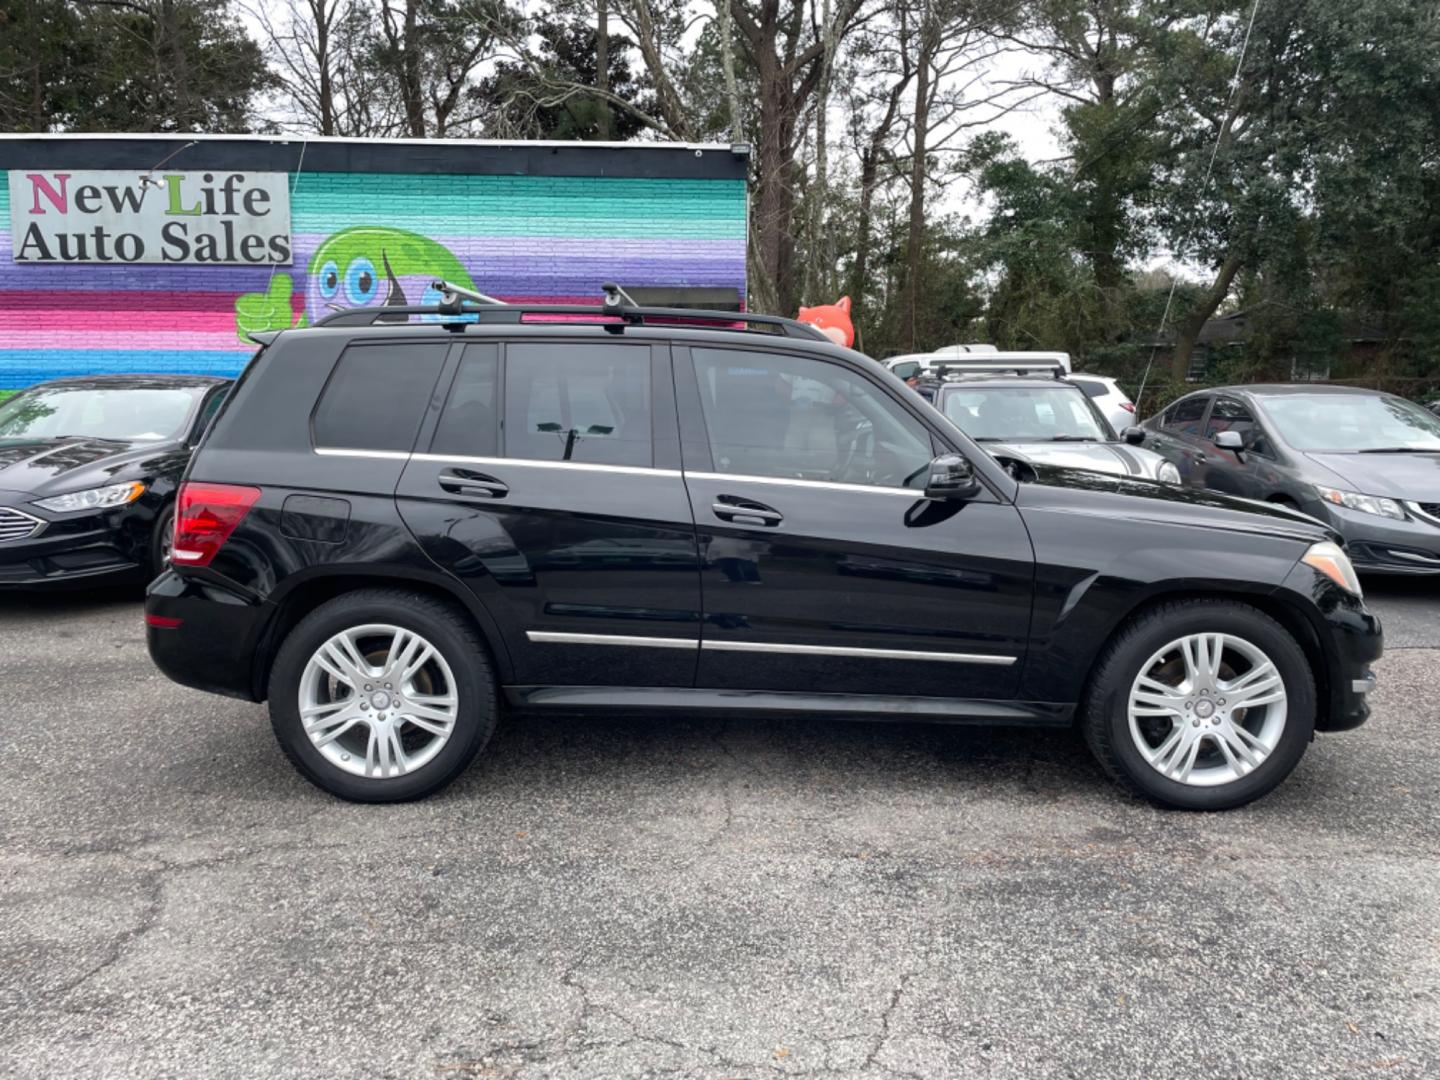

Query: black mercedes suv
145,293,1383,810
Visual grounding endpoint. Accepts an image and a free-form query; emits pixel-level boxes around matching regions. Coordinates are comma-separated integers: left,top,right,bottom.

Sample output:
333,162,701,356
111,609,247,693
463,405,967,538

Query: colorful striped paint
0,157,747,389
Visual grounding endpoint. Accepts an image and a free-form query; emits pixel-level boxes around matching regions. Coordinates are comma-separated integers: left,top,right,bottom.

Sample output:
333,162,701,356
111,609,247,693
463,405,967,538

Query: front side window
504,343,652,466
1204,397,1271,455
313,343,449,452
692,348,933,489
0,386,200,442
1164,395,1210,438
1259,393,1440,452
940,385,1111,442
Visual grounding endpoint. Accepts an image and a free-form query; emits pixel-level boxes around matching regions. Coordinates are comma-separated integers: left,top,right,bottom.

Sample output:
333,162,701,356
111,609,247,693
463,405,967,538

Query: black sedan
0,374,230,587
1143,384,1440,573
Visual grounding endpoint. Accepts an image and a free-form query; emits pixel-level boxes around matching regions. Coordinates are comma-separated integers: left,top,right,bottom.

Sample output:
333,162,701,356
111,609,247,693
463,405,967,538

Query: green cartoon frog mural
234,226,478,340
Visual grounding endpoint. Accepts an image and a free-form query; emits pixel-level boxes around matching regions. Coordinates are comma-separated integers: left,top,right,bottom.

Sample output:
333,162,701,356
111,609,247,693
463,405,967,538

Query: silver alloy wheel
298,623,459,779
1127,632,1287,787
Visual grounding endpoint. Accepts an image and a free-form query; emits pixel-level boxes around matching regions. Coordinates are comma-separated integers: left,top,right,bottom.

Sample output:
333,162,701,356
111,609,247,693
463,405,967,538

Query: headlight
1301,540,1363,597
1315,486,1405,520
1156,461,1181,484
33,481,145,513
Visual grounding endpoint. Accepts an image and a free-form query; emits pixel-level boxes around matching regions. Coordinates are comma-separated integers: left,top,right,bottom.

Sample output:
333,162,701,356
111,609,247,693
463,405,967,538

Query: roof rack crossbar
934,361,1067,379
313,301,829,340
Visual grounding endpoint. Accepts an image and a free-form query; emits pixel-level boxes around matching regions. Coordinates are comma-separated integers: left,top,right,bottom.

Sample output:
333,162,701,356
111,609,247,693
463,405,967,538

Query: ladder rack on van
312,281,828,341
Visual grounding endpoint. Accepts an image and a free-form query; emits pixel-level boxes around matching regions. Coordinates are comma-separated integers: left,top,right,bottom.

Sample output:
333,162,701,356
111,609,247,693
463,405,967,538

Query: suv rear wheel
268,589,497,801
1081,600,1315,810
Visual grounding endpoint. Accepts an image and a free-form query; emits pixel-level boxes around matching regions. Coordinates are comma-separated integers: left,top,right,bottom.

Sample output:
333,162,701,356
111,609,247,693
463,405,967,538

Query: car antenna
432,280,507,314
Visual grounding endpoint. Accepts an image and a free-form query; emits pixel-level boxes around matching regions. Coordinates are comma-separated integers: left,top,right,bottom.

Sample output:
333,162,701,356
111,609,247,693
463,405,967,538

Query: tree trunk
809,0,834,303
596,0,610,139
901,42,932,351
1170,251,1243,380
850,143,879,327
717,0,743,143
313,0,336,135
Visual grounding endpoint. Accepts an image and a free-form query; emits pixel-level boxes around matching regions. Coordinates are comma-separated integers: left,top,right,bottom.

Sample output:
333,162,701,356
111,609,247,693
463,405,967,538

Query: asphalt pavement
1,582,1436,1079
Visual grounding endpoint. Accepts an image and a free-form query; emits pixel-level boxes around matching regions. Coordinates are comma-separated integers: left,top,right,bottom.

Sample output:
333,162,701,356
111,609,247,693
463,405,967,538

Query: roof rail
313,283,829,341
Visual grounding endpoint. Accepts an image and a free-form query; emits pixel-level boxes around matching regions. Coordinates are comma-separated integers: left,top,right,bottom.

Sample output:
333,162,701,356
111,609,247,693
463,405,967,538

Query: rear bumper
146,569,268,701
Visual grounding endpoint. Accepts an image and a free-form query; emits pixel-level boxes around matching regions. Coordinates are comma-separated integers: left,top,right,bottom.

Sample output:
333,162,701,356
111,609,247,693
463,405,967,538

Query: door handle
438,469,509,499
712,496,783,527
1193,453,1207,464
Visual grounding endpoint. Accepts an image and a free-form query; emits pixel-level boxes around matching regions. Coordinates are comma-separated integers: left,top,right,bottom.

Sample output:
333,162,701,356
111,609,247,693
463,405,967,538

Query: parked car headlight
1156,461,1181,484
1314,486,1405,520
34,481,145,513
1301,541,1363,597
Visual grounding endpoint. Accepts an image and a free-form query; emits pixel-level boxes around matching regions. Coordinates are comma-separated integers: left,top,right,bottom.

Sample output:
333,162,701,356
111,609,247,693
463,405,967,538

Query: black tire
268,588,498,802
146,505,174,581
1080,599,1316,811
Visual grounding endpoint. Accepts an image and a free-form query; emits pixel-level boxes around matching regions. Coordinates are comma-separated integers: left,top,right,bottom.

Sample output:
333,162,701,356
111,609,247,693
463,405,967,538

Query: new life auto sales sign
8,170,292,265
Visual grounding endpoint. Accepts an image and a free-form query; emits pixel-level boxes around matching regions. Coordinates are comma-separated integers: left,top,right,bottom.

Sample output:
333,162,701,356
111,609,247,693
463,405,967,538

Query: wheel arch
1073,586,1331,730
250,566,514,701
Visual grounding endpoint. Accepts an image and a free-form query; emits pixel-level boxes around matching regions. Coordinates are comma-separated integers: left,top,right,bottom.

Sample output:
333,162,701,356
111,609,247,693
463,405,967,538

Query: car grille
1410,502,1440,527
0,507,42,543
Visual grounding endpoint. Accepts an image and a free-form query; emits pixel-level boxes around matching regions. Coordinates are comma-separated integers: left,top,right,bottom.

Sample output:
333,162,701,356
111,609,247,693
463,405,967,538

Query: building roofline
0,131,745,154
0,133,750,181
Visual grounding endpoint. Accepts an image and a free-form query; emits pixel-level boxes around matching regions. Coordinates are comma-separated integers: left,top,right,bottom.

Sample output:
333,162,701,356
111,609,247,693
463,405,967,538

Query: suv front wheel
1081,600,1316,810
268,589,498,801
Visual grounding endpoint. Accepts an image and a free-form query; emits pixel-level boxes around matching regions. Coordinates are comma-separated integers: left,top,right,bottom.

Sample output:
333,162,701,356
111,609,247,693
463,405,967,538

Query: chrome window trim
526,631,699,649
683,471,921,498
413,453,681,478
314,447,411,461
314,447,682,478
700,639,1015,665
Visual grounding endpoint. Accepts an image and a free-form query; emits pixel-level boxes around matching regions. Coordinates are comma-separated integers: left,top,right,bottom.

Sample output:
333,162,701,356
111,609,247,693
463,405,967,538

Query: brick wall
0,140,748,389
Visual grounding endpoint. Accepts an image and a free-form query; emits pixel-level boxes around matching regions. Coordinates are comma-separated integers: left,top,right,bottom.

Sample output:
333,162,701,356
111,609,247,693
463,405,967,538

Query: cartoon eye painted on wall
318,261,340,300
345,257,379,306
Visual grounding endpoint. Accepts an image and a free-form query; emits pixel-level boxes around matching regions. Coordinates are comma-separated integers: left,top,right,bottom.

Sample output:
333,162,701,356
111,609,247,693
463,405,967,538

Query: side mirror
1214,430,1244,451
925,453,982,500
1122,426,1146,445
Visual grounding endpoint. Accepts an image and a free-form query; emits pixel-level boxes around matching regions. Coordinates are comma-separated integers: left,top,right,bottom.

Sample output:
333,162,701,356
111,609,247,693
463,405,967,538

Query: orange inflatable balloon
797,296,855,347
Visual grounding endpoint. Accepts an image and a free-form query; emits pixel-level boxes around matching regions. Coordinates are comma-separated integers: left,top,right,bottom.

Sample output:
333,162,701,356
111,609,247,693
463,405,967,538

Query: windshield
940,385,1112,441
0,387,198,442
1259,393,1440,451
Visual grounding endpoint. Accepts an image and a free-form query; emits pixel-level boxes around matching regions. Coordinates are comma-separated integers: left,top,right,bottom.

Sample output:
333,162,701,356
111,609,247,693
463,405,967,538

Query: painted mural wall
0,140,748,390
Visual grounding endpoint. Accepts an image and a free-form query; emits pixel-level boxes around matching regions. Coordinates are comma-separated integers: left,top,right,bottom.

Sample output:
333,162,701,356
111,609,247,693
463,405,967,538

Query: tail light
172,482,261,567
1121,402,1136,413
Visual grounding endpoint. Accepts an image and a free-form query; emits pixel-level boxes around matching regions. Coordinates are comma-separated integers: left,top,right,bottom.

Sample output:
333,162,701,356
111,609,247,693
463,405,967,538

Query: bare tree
246,0,399,135
894,0,1038,348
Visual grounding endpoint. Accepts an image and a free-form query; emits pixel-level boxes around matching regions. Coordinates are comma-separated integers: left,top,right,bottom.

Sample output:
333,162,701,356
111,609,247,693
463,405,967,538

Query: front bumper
0,503,148,587
1278,561,1383,732
1311,502,1440,575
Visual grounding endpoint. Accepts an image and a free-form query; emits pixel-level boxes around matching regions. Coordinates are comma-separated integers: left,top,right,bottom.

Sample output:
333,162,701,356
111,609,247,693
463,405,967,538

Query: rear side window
431,345,499,457
504,343,652,466
1163,395,1209,437
313,343,448,452
1074,378,1106,399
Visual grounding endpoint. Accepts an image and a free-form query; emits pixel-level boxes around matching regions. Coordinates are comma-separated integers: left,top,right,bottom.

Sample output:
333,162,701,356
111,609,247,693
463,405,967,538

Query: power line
1133,0,1263,415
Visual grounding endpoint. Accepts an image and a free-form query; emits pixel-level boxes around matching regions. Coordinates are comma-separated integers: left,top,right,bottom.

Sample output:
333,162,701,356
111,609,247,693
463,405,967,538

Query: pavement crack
48,864,168,999
862,972,916,1073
